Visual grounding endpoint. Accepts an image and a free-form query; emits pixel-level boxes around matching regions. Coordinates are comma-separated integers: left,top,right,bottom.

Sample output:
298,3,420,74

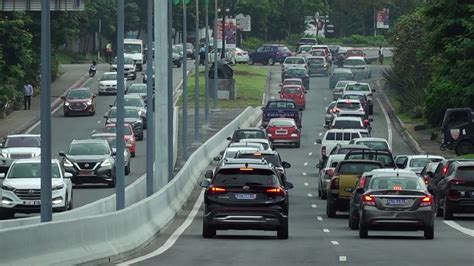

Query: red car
279,85,306,110
266,118,301,148
103,124,137,157
346,49,366,59
62,87,96,116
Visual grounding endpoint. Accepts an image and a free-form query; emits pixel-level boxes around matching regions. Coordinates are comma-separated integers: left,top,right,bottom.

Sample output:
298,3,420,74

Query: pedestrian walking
199,44,206,66
105,41,113,64
23,82,33,110
378,46,384,65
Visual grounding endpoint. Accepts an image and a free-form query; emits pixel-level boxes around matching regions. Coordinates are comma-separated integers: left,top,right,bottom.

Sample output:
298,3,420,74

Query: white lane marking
331,241,339,245
443,221,474,237
323,228,330,233
302,172,307,176
323,97,327,101
304,182,309,186
311,204,317,208
118,190,205,265
314,142,317,145
304,162,308,166
376,97,393,148
339,256,347,262
317,216,323,221
318,132,322,136
308,152,313,156
307,193,313,197
97,120,101,124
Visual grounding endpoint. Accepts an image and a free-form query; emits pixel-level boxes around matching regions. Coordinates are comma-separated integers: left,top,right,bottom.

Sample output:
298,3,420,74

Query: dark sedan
62,87,96,116
282,67,310,90
329,68,354,89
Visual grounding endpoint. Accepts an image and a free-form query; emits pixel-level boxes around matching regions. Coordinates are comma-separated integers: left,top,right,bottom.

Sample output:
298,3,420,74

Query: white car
330,116,366,130
0,134,41,174
343,82,375,114
238,138,273,151
282,56,307,73
296,45,312,57
333,80,354,100
349,138,392,152
98,72,127,95
395,155,445,176
228,47,249,64
228,142,265,150
126,83,148,101
343,56,371,79
0,158,73,219
316,129,370,160
110,56,137,80
334,98,366,118
215,147,260,162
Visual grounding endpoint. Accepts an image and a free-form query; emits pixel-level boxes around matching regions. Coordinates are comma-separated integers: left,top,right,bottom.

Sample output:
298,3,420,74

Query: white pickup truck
316,129,370,161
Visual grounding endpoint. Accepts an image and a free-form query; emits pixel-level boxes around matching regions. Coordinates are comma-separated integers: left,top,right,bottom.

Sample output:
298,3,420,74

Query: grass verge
180,64,267,108
56,51,105,64
458,154,474,159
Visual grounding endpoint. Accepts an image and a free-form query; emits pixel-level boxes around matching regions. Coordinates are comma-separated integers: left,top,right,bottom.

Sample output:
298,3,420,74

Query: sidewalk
0,64,105,139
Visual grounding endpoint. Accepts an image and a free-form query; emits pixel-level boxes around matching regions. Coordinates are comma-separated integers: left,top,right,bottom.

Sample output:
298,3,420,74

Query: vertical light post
204,0,210,125
116,0,126,210
146,0,154,196
193,0,200,143
40,0,52,222
167,0,174,180
182,0,189,160
213,0,218,108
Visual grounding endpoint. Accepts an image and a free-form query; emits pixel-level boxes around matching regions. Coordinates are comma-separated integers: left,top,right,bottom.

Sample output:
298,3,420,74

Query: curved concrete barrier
0,106,261,265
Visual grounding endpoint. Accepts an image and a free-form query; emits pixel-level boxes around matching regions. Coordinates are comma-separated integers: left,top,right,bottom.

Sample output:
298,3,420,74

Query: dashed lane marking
339,256,347,262
323,229,330,233
443,221,474,237
97,120,101,124
308,152,313,156
311,204,317,208
302,172,307,176
318,132,322,136
331,241,339,245
307,193,313,197
304,162,308,166
304,182,309,186
317,216,323,221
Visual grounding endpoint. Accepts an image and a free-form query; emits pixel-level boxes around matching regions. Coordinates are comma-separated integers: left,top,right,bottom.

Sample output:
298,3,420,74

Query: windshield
334,72,352,78
269,119,295,127
282,87,302,94
235,154,281,167
369,176,425,190
5,136,40,148
108,109,140,119
214,171,279,187
113,57,134,65
409,158,440,168
127,85,147,94
346,84,370,92
345,59,365,66
333,120,363,129
283,80,302,86
336,102,361,110
124,97,145,107
267,101,296,109
124,43,141,53
101,73,117,81
308,58,324,64
287,69,306,76
338,162,381,174
299,46,312,52
346,153,395,167
67,89,92,99
68,142,110,156
343,94,365,101
104,126,133,135
8,163,61,179
285,58,305,64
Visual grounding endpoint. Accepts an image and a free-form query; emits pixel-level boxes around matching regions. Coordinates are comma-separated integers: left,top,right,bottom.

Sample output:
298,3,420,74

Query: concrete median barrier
0,106,261,265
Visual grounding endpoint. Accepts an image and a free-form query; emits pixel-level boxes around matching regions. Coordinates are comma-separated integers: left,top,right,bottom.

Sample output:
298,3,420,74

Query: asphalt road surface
111,64,474,266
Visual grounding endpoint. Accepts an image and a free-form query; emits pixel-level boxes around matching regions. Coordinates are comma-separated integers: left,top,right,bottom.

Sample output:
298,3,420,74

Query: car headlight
2,184,15,191
64,102,70,106
86,100,92,105
101,158,112,167
99,83,106,88
52,183,64,191
1,153,9,158
63,158,73,167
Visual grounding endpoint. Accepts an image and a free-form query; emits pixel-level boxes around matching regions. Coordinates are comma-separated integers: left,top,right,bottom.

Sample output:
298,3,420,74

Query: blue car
248,44,292,65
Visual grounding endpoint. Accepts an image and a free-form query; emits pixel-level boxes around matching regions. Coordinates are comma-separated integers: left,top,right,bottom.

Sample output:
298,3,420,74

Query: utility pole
194,0,200,143
146,0,154,196
40,0,52,222
221,0,226,59
167,0,174,180
213,0,218,108
155,0,170,190
204,0,210,125
116,0,126,210
182,0,189,160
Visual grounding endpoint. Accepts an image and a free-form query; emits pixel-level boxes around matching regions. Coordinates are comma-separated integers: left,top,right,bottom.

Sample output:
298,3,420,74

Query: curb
262,70,272,105
373,78,424,154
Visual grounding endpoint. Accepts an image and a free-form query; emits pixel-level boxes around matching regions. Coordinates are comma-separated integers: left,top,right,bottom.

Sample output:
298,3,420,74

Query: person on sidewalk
199,44,206,66
105,41,113,64
378,46,384,65
23,82,33,110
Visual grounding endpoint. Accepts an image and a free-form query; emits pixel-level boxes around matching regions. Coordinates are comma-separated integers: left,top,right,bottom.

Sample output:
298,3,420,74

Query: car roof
333,68,352,73
105,123,132,128
339,159,383,165
225,147,259,152
6,134,40,138
129,83,146,87
11,158,60,164
333,116,362,121
217,162,276,171
336,98,361,103
454,161,474,167
283,78,303,82
404,155,445,160
346,56,365,60
327,128,366,133
263,44,286,47
337,144,370,149
238,138,271,144
236,150,278,156
284,56,305,60
370,169,419,177
269,117,296,122
91,133,116,138
124,94,143,99
234,128,265,132
353,137,389,143
71,139,108,144
103,72,117,75
308,56,326,59
69,87,91,91
282,85,303,89
221,158,268,165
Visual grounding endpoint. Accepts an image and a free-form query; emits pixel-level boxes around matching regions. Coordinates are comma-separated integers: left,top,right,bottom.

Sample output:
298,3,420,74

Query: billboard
0,0,85,11
235,13,251,32
216,18,236,48
376,8,389,29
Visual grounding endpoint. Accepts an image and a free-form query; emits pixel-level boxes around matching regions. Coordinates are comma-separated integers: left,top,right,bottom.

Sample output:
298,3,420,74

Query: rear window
356,141,389,151
345,59,365,66
287,69,306,76
346,153,395,167
336,102,361,110
283,80,302,86
234,130,266,140
326,132,336,141
282,87,302,94
333,120,363,129
456,166,474,180
269,119,295,127
369,176,425,190
267,101,296,109
214,169,279,186
345,84,370,92
308,58,324,64
236,154,281,167
338,162,382,174
410,158,443,167
285,58,305,64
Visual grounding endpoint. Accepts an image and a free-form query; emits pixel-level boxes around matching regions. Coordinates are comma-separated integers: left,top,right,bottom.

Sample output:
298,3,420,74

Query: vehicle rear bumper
271,138,300,144
361,207,433,230
328,194,351,210
447,199,474,213
204,207,287,230
66,168,115,184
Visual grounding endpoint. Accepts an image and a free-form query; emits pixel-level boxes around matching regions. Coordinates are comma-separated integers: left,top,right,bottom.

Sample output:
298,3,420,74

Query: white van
124,39,144,71
316,129,370,160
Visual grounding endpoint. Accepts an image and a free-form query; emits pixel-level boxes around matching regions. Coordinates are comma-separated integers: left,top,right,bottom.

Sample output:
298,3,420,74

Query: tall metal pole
40,0,52,223
221,0,226,59
182,0,189,160
204,0,210,125
194,0,200,143
167,0,174,180
116,0,126,210
146,0,154,196
156,0,169,190
213,0,218,108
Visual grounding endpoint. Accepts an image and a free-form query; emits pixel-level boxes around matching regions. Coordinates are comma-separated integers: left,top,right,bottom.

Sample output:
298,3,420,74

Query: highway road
111,64,474,266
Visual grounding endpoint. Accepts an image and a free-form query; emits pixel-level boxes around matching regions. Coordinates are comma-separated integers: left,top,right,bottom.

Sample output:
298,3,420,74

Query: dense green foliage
386,0,474,126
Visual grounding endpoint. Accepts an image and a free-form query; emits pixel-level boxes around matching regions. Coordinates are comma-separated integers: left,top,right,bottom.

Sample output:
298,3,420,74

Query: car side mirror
64,172,73,178
0,173,5,179
61,96,66,100
219,151,224,156
109,104,113,108
226,136,232,141
285,182,294,190
316,139,322,144
103,115,108,119
213,156,221,161
396,163,405,169
204,170,213,179
200,180,211,188
281,161,291,169
356,187,365,194
59,151,66,157
92,95,96,98
369,118,374,122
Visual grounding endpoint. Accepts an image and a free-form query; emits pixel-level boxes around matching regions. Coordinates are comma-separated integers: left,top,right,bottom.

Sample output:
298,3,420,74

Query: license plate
471,191,474,197
386,199,407,205
276,130,287,135
235,193,256,200
78,170,93,176
23,200,41,205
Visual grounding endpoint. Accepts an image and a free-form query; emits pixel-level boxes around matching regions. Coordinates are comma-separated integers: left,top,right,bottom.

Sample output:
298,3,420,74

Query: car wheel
133,73,137,80
202,221,216,238
359,221,368,238
268,58,275,65
108,177,116,188
0,209,15,220
68,191,73,210
455,141,472,156
125,163,131,175
435,196,443,217
277,218,289,239
321,190,327,200
318,186,322,198
424,224,434,239
326,197,337,218
369,104,374,115
349,212,359,230
443,198,453,220
295,141,301,148
248,58,254,65
131,151,136,158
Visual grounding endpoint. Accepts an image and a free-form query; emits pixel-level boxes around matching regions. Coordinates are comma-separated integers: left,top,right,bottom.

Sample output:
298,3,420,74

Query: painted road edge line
443,221,474,237
376,97,393,148
118,189,205,265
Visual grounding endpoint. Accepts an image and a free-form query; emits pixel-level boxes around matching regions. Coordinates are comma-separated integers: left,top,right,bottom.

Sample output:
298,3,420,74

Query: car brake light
442,165,449,175
266,187,285,196
209,186,226,193
363,119,369,126
326,168,334,177
449,178,466,185
420,195,432,207
362,194,375,206
359,177,366,187
330,177,339,190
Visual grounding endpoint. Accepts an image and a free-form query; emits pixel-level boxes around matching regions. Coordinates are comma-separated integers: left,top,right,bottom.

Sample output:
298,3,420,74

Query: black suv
234,150,291,183
59,139,117,187
344,149,396,168
104,106,144,141
200,163,294,239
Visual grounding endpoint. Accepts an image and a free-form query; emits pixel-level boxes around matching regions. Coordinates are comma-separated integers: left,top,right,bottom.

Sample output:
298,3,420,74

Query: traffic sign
0,0,85,11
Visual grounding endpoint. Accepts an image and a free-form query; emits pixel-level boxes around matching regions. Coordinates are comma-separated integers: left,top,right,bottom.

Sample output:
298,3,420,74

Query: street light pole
167,0,174,180
213,0,218,108
182,0,189,160
193,0,200,143
204,0,210,125
221,0,226,59
40,0,52,223
146,0,154,196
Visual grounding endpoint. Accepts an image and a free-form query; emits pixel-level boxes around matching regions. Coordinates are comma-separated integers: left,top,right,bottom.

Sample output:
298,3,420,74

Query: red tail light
420,195,432,207
362,194,375,206
209,186,227,193
449,178,467,185
442,165,449,175
330,177,339,190
359,177,367,188
325,168,334,177
393,185,403,191
363,119,369,126
266,187,285,196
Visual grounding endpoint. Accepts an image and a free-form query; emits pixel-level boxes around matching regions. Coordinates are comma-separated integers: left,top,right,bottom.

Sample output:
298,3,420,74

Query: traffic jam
198,41,474,240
